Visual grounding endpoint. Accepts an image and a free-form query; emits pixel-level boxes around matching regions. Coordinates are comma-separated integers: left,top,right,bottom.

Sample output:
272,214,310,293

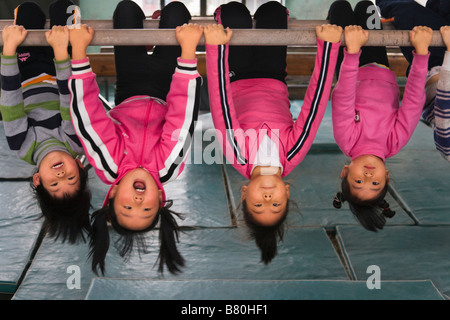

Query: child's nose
134,195,143,202
56,171,65,177
263,193,272,200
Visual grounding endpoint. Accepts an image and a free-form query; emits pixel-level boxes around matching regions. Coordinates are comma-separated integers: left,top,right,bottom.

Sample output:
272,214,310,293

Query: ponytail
88,206,110,276
156,200,185,274
333,189,396,232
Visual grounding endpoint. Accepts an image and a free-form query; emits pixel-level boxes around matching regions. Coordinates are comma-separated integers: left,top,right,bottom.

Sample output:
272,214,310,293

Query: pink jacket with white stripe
205,39,340,178
68,57,201,205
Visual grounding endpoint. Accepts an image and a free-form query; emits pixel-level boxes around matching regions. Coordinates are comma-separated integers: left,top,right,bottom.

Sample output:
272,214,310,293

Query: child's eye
372,182,380,186
254,204,262,207
144,208,151,211
68,176,75,180
355,180,363,184
51,182,58,187
124,206,132,210
273,203,280,207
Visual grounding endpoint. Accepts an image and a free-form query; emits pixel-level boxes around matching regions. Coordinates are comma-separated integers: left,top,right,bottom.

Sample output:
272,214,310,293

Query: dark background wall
0,0,80,19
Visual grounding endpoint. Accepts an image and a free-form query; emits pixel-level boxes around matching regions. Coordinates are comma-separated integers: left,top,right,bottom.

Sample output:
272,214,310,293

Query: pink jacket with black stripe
205,39,340,178
68,57,202,205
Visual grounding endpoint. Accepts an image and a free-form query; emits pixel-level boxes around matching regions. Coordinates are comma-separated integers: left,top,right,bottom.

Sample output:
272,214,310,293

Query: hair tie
379,200,396,218
163,199,173,209
333,192,345,209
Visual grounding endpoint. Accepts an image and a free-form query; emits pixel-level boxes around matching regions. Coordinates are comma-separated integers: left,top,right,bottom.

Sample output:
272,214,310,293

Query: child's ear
285,184,290,199
340,165,349,179
158,189,163,203
241,185,248,201
109,185,118,199
32,173,40,187
76,158,84,169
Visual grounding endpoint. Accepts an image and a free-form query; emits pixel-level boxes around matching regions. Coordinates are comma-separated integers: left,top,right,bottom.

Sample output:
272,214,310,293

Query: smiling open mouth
133,180,146,193
52,162,63,169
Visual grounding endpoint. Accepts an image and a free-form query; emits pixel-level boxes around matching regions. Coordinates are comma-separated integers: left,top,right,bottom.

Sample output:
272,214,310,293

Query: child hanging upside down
67,0,202,276
0,0,91,244
329,0,432,231
204,1,342,264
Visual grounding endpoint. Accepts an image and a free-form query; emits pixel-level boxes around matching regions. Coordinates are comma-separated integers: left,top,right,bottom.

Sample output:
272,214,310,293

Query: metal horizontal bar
0,18,333,30
0,28,445,47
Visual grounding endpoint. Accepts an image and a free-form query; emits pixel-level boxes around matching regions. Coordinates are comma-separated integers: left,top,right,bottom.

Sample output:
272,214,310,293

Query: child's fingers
317,24,343,43
411,25,432,34
440,25,450,39
345,25,361,31
203,24,232,45
441,25,450,33
410,25,433,40
225,27,233,40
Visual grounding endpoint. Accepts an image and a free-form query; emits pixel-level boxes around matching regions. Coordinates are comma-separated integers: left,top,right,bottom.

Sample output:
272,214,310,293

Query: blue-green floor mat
162,115,231,227
386,121,450,225
13,227,347,299
85,278,444,300
0,181,42,294
0,122,43,293
336,225,450,298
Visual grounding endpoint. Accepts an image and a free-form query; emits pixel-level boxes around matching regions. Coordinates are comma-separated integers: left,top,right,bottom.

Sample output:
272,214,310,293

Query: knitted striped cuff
176,58,198,76
1,54,19,77
71,57,92,75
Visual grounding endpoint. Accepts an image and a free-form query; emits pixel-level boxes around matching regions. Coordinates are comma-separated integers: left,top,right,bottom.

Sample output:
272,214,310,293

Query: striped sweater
205,39,340,178
68,57,201,205
422,51,450,162
0,53,83,166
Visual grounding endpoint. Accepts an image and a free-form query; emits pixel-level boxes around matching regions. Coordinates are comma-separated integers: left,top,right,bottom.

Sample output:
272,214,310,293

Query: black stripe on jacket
287,41,332,161
70,80,118,181
217,44,247,166
160,76,202,184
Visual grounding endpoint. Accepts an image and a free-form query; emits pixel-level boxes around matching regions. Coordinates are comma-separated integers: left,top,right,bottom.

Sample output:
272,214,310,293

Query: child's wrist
415,47,429,55
71,46,88,60
53,47,69,61
2,44,17,56
180,47,196,60
346,45,361,54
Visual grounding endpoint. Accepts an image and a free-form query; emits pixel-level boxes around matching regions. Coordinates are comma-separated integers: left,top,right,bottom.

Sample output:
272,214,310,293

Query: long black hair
241,200,290,264
88,199,185,276
31,162,92,244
